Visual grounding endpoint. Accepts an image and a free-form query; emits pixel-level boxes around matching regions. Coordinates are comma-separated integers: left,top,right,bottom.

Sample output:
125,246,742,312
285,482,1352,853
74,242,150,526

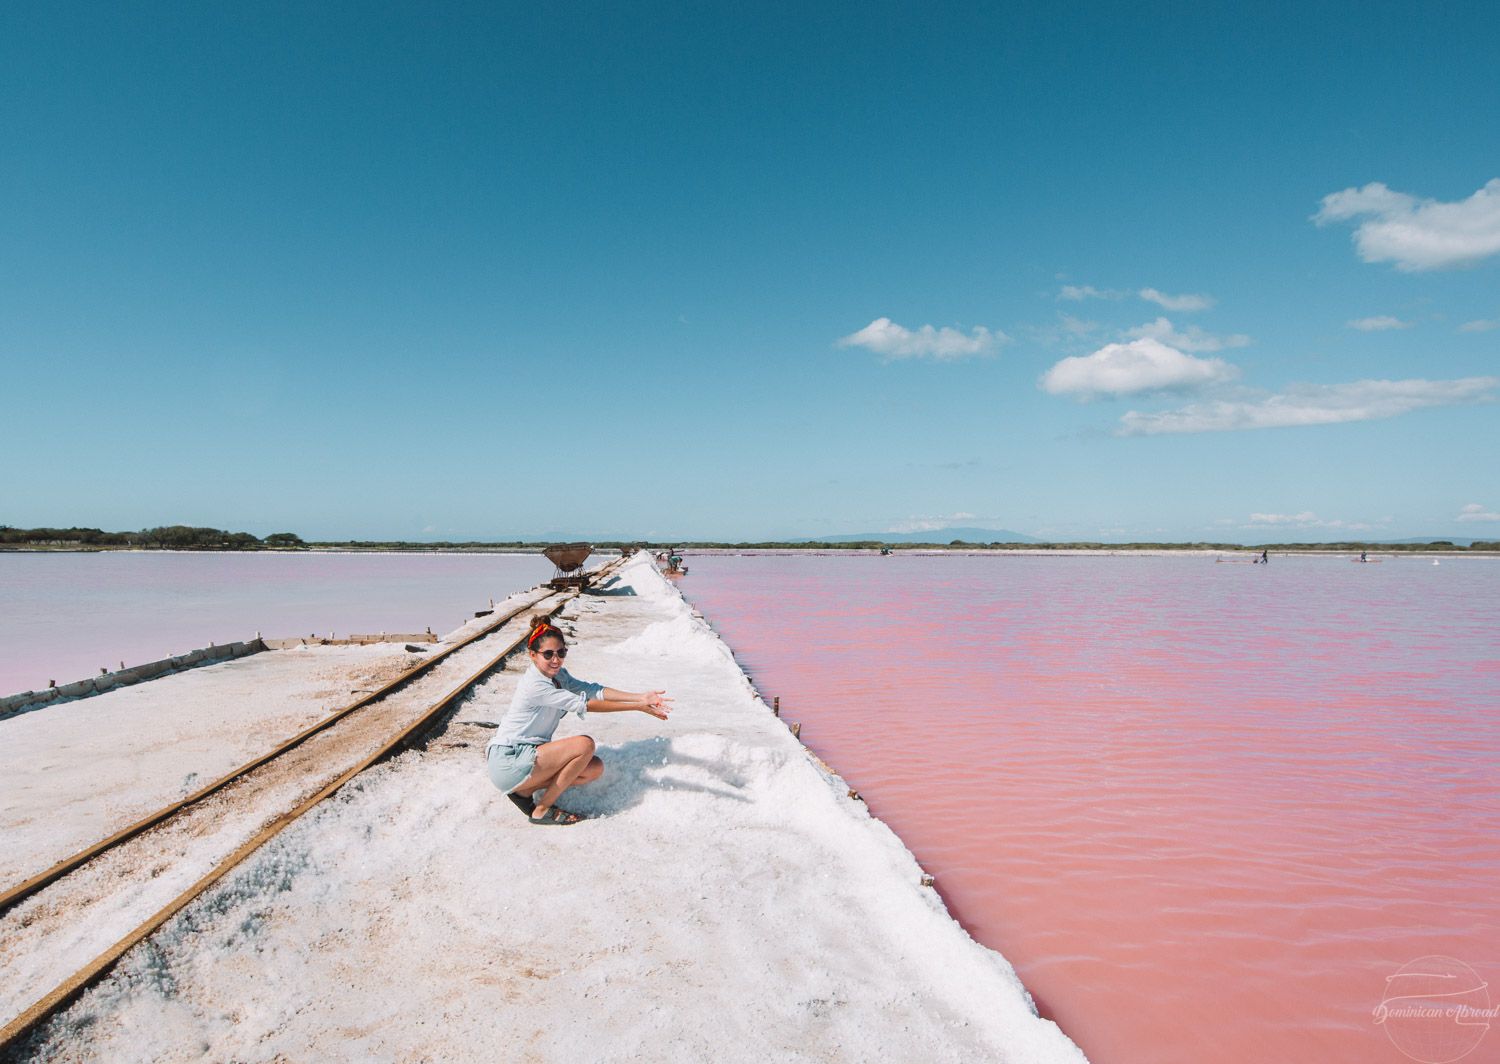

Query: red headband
527,622,556,648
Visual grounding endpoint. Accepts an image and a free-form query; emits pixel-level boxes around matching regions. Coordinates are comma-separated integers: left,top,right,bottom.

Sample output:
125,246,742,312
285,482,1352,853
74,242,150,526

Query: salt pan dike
0,553,1085,1063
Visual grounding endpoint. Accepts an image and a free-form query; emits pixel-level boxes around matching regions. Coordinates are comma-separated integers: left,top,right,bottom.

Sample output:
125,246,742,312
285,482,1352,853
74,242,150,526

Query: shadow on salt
559,734,755,818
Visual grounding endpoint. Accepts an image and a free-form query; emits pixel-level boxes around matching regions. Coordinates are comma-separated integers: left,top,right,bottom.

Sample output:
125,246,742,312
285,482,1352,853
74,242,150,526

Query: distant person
1261,549,1269,564
1360,551,1368,563
486,618,672,825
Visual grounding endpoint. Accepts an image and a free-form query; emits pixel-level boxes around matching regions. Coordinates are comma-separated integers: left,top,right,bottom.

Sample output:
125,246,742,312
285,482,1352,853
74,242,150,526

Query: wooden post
790,721,801,739
773,696,780,717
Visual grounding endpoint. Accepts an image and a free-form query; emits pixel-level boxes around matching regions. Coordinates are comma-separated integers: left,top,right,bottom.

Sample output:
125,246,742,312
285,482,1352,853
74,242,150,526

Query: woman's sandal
529,805,585,826
506,792,537,817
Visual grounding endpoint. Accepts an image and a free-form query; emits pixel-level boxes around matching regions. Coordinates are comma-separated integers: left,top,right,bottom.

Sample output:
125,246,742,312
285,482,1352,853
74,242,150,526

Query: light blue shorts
487,742,538,793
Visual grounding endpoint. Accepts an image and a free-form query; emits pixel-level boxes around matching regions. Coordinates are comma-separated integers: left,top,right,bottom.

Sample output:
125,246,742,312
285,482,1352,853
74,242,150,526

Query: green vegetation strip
3,525,1493,552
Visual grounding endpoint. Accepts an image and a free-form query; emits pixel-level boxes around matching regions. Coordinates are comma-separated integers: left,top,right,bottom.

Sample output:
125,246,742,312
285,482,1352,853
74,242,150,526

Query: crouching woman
487,618,671,825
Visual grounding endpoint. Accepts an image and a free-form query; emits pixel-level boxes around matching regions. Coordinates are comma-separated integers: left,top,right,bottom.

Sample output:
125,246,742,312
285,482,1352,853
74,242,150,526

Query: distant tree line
312,539,544,551
300,537,1500,553
591,539,1499,552
589,538,1497,552
0,525,304,550
3,526,1496,553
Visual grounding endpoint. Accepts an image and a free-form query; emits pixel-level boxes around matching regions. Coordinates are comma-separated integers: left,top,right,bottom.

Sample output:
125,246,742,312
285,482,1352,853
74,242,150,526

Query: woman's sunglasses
538,648,568,660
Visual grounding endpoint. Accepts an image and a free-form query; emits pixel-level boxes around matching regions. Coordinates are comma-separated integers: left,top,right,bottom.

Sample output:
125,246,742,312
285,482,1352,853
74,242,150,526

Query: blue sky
3,1,1496,542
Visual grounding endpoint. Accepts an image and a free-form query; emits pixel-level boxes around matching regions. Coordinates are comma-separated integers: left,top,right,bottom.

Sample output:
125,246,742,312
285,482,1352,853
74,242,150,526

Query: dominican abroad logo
1374,956,1496,1063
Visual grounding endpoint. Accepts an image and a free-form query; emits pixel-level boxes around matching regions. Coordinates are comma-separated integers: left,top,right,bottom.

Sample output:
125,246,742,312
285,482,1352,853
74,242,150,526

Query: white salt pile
14,554,1086,1063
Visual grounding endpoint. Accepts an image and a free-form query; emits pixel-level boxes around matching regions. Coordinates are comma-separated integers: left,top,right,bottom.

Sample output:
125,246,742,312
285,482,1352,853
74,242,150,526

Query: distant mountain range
1375,536,1478,547
787,529,1483,547
795,526,1041,544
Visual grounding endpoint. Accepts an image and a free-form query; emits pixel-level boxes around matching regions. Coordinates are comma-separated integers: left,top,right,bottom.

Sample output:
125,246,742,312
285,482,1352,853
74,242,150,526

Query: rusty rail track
0,587,551,916
0,556,623,1053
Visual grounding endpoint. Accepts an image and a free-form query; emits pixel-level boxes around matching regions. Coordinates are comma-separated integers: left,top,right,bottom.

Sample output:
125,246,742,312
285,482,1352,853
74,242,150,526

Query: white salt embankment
9,554,1086,1063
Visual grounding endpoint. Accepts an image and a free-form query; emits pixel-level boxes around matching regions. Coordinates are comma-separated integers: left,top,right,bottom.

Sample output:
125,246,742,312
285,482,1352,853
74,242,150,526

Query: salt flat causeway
0,552,552,698
9,1,1497,1059
0,555,1083,1063
681,552,1500,1064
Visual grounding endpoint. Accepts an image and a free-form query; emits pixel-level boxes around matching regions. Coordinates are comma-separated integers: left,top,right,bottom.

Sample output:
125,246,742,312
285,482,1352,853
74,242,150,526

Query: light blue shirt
488,663,604,750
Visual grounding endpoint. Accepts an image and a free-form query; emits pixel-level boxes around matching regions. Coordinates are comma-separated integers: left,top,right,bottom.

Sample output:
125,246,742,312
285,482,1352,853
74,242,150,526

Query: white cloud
1027,314,1102,347
1314,178,1500,271
1058,284,1124,302
1117,376,1499,435
1057,285,1217,312
1459,319,1500,333
837,317,1006,361
1457,503,1500,523
1243,512,1380,532
1248,512,1321,525
1040,337,1239,398
889,512,978,533
1123,316,1250,353
1139,288,1215,312
1347,315,1412,331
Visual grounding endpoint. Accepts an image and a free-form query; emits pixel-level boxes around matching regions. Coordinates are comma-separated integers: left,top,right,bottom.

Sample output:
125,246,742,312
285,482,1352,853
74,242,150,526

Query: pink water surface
683,553,1500,1064
0,551,551,696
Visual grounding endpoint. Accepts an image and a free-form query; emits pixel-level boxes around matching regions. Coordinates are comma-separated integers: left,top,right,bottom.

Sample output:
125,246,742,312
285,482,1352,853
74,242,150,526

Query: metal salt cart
542,542,594,590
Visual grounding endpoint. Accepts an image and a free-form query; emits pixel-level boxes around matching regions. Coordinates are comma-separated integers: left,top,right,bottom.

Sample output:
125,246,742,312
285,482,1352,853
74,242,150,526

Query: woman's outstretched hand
642,690,673,720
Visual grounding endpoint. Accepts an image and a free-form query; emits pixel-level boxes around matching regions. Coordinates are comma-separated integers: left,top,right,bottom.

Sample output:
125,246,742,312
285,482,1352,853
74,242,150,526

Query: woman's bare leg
575,756,604,786
512,735,598,819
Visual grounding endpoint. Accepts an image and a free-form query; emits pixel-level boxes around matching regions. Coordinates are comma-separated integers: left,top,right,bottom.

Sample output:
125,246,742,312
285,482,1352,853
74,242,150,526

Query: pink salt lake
682,553,1500,1064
